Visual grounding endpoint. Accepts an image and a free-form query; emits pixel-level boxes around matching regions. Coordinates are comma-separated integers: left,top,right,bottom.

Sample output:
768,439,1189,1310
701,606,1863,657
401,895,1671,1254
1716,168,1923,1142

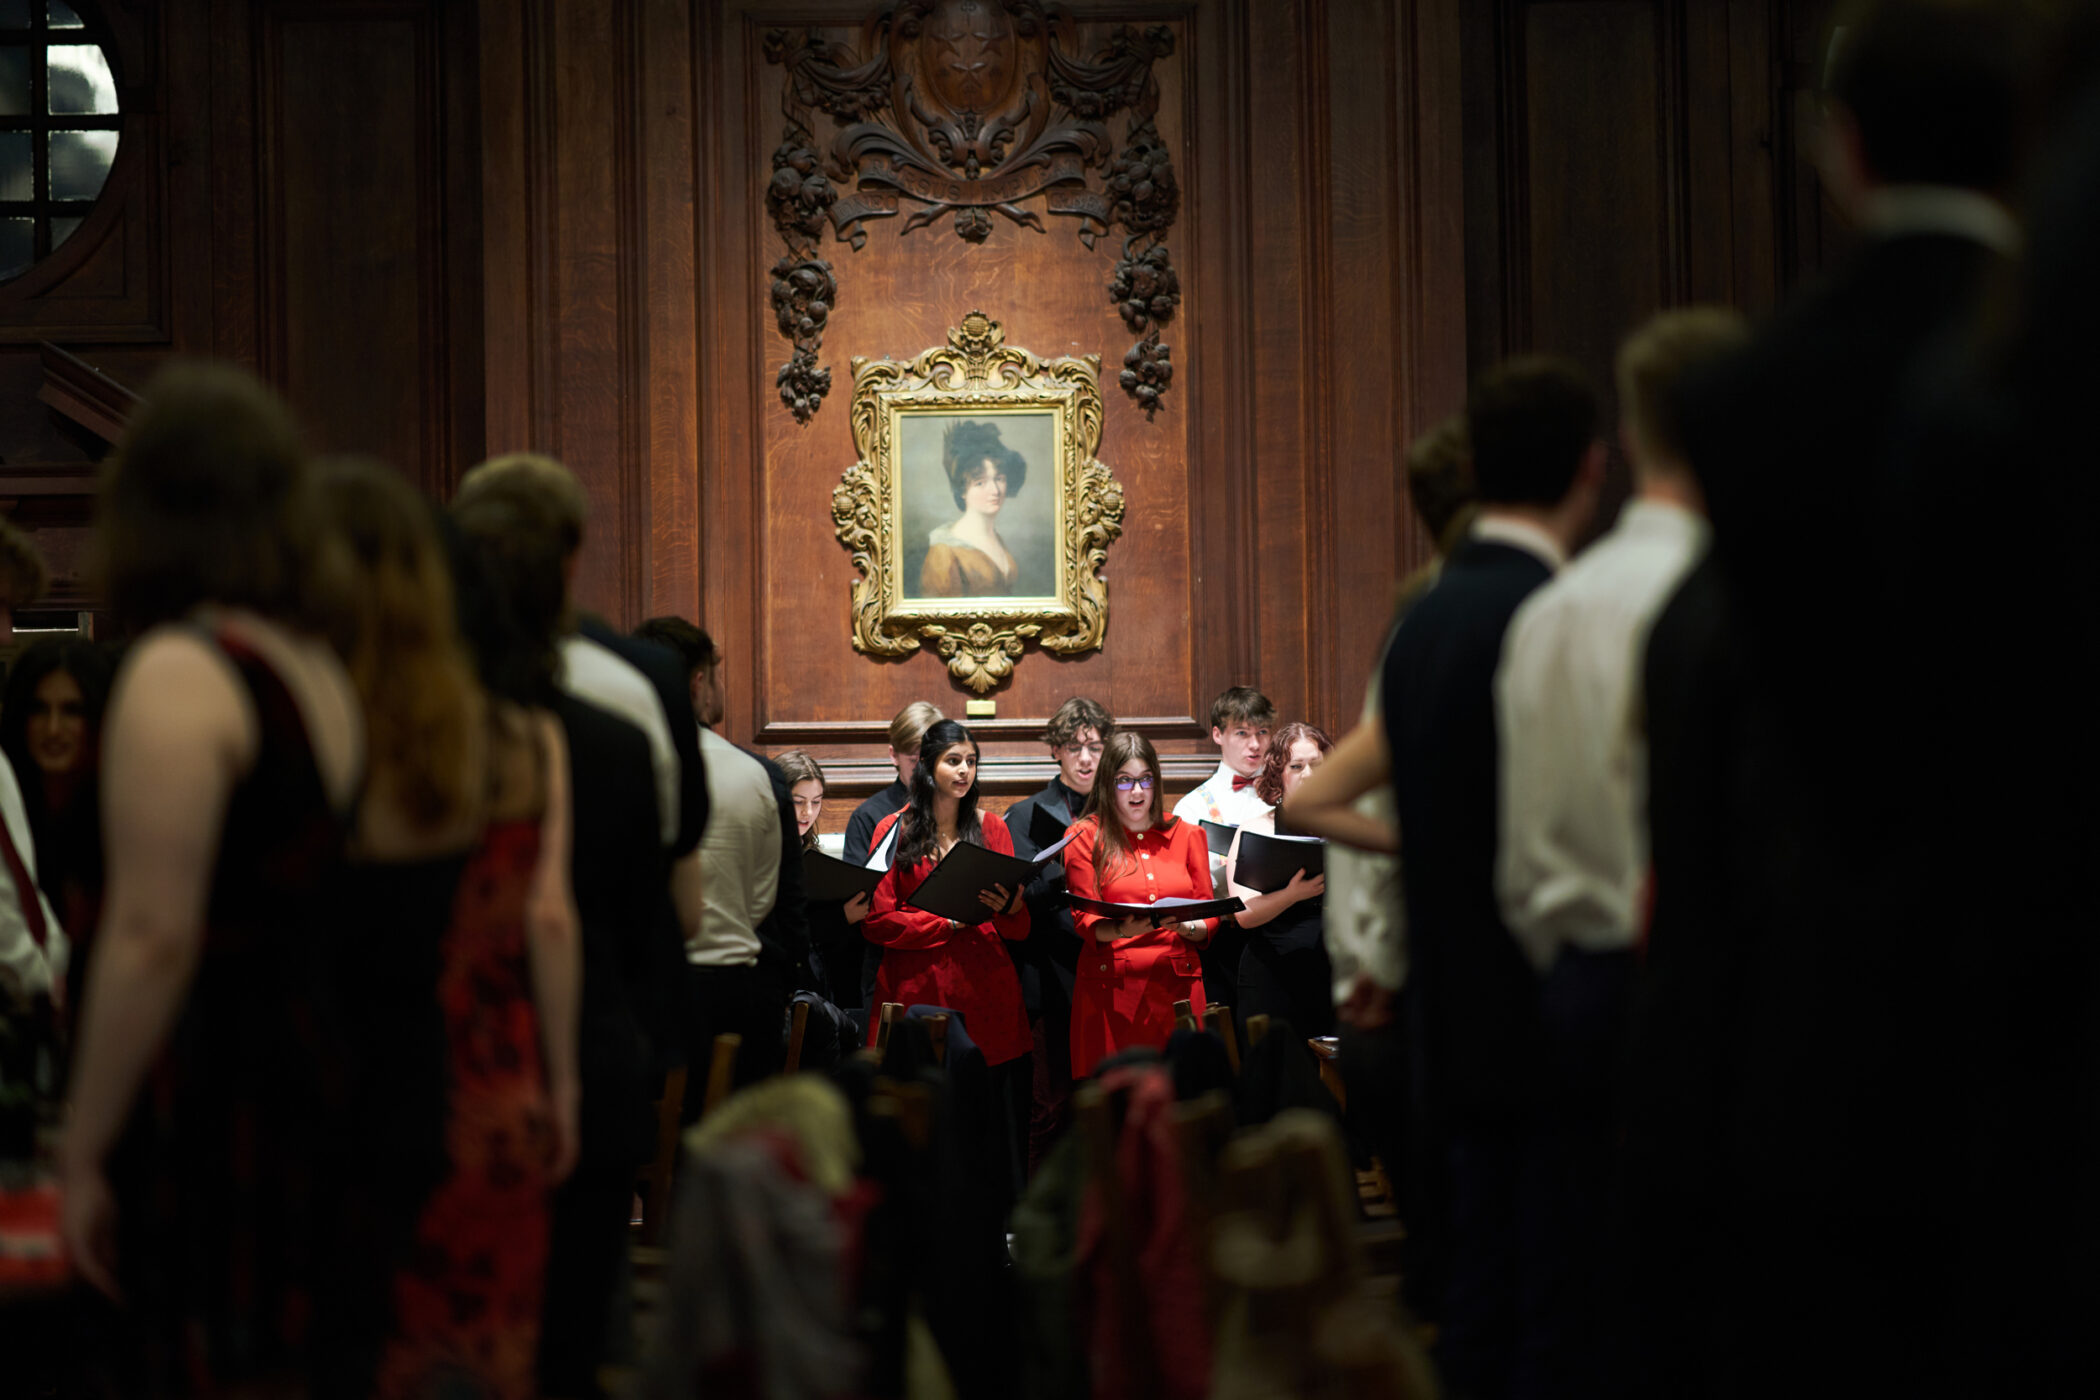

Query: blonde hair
1615,307,1750,469
888,700,945,755
456,453,590,555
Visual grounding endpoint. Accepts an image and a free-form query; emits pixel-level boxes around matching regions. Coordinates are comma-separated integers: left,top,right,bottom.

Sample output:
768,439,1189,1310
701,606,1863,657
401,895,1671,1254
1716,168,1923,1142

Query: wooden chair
1204,1004,1242,1074
633,1065,688,1247
782,999,812,1073
874,1001,905,1057
701,1032,742,1118
1307,1036,1399,1221
921,1011,950,1066
1173,998,1200,1033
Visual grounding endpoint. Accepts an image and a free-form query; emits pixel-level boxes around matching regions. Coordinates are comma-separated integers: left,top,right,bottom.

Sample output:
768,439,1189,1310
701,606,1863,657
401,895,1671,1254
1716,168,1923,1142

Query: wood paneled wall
0,0,480,607
481,0,1470,790
3,0,1840,794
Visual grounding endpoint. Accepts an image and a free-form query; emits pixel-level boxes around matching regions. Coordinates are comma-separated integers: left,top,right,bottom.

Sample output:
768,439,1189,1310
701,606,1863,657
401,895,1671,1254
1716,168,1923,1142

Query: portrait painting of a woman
920,420,1027,598
898,414,1057,602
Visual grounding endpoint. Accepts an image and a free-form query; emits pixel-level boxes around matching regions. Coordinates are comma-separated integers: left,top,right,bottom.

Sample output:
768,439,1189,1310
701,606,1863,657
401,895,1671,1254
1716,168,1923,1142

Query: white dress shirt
688,726,781,967
1173,763,1272,885
1494,498,1707,972
1172,763,1272,829
1324,664,1408,998
558,634,680,848
0,759,66,1003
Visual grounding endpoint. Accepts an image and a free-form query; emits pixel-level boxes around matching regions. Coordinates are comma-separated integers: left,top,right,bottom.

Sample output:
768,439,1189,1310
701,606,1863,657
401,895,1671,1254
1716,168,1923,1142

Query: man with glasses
1006,696,1114,1169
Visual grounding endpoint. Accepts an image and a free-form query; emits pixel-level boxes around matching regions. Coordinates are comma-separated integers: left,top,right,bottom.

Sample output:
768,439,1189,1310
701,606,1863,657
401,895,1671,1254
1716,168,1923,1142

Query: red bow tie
1231,773,1255,793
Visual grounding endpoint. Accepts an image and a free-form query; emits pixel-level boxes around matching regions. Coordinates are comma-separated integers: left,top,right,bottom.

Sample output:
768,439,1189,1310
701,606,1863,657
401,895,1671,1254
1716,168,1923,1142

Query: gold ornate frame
832,312,1126,693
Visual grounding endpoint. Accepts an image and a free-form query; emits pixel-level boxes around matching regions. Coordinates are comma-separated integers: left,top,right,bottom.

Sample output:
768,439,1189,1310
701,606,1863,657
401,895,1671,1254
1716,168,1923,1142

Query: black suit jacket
1653,230,2007,1203
748,747,814,991
550,692,678,1169
843,779,908,867
1379,537,1554,1130
578,616,709,858
844,780,909,1010
1004,777,1087,1012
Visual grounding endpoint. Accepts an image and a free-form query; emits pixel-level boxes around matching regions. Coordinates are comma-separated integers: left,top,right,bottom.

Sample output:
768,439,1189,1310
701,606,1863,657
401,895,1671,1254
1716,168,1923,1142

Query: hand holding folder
803,848,885,904
904,828,1080,924
1063,892,1245,926
1232,828,1325,895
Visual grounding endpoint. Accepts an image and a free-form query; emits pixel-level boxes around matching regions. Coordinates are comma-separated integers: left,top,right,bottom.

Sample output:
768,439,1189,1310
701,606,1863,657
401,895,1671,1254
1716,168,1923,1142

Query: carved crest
764,4,1183,421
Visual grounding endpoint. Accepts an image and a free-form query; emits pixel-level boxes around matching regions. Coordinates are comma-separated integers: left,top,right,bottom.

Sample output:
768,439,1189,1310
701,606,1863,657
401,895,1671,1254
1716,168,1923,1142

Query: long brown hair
775,749,825,852
318,457,487,834
1076,730,1163,883
1254,721,1332,807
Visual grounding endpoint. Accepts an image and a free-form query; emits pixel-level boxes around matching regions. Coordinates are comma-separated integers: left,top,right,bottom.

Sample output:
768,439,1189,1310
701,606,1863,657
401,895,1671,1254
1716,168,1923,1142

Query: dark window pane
0,46,29,114
48,127,113,199
47,44,114,114
1,1,31,30
51,212,79,247
0,129,29,199
48,1,83,28
0,215,31,280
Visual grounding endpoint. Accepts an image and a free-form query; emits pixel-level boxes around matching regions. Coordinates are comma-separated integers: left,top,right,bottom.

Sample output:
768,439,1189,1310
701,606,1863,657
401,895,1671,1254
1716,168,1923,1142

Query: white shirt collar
1472,514,1568,572
1616,496,1707,543
1860,186,2019,256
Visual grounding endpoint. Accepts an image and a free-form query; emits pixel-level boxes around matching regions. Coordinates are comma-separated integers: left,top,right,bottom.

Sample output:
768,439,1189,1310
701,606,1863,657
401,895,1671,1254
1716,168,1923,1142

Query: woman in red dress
864,719,1032,1188
864,720,1031,1062
1064,731,1220,1079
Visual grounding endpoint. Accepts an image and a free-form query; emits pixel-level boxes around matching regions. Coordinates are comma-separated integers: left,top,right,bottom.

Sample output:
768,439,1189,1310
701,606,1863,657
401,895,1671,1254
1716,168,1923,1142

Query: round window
0,1,121,283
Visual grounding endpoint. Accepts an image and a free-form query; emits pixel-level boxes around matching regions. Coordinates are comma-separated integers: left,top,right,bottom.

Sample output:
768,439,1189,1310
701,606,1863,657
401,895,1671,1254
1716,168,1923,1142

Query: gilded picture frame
832,312,1126,693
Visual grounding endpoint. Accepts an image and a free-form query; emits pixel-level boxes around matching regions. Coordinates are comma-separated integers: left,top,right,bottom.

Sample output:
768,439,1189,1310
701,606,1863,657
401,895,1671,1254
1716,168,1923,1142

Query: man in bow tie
1172,685,1275,832
1172,686,1275,1010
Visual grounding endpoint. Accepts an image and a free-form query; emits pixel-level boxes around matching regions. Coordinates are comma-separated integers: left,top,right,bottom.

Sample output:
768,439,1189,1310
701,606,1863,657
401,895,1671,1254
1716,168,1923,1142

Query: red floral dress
863,810,1032,1065
1064,816,1220,1079
376,818,552,1400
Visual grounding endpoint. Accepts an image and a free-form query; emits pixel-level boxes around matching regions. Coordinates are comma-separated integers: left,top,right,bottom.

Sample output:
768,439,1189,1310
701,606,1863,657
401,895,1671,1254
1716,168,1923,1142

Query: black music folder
1233,829,1325,894
1063,893,1245,926
904,829,1079,923
1199,819,1236,858
803,848,885,904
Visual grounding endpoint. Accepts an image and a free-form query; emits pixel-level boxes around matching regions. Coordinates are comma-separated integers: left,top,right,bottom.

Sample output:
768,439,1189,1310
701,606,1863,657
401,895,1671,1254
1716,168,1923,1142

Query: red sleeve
1177,819,1222,937
982,813,1031,943
1063,817,1113,943
865,856,954,950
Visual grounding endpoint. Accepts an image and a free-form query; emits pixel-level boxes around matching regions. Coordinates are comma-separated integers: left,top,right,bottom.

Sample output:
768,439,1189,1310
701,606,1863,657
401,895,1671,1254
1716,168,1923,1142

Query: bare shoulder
109,630,251,749
210,613,364,804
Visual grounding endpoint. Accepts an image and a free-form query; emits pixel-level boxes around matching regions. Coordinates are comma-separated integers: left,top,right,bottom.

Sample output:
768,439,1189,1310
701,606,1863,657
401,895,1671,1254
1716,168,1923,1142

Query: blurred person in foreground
57,363,365,1396
1630,2,2056,1394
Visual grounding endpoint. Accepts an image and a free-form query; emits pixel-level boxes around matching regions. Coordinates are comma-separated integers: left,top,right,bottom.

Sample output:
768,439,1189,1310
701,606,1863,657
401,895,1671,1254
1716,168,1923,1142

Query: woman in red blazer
1065,731,1220,1079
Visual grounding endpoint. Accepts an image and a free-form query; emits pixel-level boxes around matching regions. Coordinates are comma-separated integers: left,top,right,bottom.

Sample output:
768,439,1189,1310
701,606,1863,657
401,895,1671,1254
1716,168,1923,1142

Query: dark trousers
537,1167,636,1398
1026,983,1074,1177
679,960,787,1122
1236,937,1337,1038
1434,948,1633,1400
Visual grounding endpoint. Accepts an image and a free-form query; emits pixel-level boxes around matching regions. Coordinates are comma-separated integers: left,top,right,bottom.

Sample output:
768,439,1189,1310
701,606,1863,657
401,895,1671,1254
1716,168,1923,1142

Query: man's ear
1211,726,1226,747
1582,438,1610,489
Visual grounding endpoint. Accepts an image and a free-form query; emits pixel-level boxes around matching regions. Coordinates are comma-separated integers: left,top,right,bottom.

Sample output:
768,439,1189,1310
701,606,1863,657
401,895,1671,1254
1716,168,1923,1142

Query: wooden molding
36,342,142,445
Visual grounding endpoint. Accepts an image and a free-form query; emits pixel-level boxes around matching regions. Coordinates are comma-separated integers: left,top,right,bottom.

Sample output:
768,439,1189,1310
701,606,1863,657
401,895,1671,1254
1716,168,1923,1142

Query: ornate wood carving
764,3,1182,421
831,311,1125,693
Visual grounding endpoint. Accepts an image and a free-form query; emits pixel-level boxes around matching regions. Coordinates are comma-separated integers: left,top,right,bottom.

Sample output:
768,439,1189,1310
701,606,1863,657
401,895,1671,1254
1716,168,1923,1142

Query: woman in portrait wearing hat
919,420,1028,598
